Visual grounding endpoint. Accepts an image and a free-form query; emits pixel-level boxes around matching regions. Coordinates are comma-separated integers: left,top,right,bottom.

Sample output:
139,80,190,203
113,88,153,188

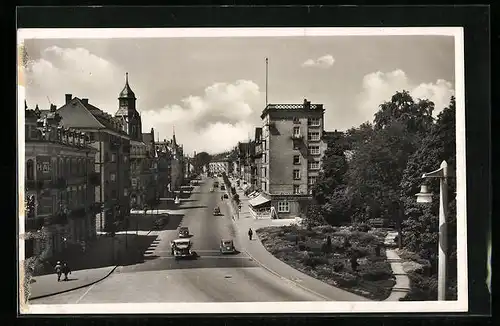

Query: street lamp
415,160,454,301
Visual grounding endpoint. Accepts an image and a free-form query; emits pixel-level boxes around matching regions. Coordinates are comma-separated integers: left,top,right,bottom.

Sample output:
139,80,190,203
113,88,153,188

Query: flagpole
265,57,269,106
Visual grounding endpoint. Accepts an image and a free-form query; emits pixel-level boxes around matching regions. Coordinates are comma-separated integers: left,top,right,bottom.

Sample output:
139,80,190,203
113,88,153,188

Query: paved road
30,177,325,304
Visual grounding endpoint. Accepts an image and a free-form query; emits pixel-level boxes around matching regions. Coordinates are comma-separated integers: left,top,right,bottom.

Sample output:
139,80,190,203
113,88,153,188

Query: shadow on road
180,205,208,210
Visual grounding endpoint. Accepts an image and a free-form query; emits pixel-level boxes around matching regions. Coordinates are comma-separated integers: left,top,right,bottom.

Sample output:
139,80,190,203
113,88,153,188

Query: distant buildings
236,99,329,219
208,160,231,175
24,104,99,260
155,133,185,196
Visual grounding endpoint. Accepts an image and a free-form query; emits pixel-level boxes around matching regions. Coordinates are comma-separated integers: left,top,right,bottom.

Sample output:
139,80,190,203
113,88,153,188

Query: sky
23,35,456,155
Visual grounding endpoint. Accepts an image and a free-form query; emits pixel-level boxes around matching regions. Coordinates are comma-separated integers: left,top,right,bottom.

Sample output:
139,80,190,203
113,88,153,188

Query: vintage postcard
17,27,467,314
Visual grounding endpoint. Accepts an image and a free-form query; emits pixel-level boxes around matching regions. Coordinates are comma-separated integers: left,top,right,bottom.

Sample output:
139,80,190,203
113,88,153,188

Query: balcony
25,180,44,192
71,207,86,219
51,177,67,189
46,211,69,225
88,172,101,186
25,217,45,231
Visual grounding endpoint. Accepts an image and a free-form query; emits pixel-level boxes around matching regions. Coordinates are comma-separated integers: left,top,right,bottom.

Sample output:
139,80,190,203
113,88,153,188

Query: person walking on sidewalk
54,261,62,282
248,228,253,241
62,262,71,281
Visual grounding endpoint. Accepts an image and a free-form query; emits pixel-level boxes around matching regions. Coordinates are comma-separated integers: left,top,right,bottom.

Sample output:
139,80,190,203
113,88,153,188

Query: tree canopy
193,152,212,172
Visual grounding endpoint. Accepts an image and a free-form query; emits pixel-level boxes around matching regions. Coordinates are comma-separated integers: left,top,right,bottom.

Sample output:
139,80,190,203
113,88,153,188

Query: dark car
178,226,190,238
213,207,221,215
220,185,226,190
223,193,228,199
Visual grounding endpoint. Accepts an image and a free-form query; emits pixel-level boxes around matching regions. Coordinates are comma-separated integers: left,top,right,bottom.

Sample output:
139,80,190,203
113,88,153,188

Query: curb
220,181,332,301
29,265,119,301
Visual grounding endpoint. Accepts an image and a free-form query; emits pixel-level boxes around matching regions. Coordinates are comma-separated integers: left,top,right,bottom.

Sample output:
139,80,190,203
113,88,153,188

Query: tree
400,96,456,271
193,152,212,173
344,92,436,224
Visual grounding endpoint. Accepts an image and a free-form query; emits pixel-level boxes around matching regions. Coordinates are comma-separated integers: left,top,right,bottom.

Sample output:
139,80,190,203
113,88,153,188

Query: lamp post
415,160,454,301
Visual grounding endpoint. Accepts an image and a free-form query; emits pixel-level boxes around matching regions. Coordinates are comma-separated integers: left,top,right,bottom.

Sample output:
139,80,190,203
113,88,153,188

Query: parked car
220,185,226,190
223,193,228,199
178,226,190,238
220,239,236,254
213,181,219,188
213,207,221,215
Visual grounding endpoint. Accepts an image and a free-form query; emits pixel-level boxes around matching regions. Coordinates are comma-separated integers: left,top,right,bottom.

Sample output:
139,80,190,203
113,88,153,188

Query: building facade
57,94,131,232
24,104,99,260
259,99,327,218
113,73,154,209
156,133,184,195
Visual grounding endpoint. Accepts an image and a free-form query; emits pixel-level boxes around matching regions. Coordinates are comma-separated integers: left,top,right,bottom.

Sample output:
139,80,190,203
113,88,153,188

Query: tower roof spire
119,72,136,99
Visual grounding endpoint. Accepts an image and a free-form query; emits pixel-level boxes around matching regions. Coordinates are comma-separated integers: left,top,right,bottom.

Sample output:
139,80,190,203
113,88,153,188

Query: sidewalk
29,227,159,300
223,181,370,301
383,231,411,301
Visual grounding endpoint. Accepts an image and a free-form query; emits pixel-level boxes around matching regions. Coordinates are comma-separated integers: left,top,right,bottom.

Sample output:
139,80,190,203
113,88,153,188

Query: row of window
292,127,321,141
25,157,93,181
292,117,322,126
293,154,320,165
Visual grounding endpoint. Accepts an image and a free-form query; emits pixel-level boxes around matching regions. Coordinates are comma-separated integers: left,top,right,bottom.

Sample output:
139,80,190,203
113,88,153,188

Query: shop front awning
248,194,271,208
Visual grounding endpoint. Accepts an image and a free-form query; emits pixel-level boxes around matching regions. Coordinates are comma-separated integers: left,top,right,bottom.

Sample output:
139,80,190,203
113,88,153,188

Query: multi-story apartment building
24,104,99,260
257,99,327,219
253,127,263,189
208,160,230,175
57,93,131,232
156,134,184,195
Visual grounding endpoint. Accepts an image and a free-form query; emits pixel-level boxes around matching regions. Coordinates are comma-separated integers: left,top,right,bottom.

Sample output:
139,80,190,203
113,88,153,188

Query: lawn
256,225,396,301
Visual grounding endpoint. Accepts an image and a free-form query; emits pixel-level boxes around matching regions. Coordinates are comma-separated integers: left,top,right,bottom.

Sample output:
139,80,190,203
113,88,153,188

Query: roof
260,99,324,119
119,73,136,99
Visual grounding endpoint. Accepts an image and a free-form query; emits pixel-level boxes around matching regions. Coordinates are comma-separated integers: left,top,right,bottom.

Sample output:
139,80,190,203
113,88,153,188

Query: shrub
298,243,306,251
333,261,344,272
350,231,380,247
360,263,393,281
401,272,438,301
302,256,328,267
332,272,359,287
351,246,371,258
354,223,370,232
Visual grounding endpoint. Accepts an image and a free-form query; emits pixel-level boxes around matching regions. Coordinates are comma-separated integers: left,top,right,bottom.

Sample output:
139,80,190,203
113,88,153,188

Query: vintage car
171,239,196,259
210,187,214,192
220,239,236,254
178,226,190,238
213,207,221,215
220,185,226,190
223,193,229,199
213,181,219,188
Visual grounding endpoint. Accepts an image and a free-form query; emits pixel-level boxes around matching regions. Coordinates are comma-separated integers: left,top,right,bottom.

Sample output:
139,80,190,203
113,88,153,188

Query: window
308,146,320,155
308,160,320,170
293,126,301,136
111,153,116,162
277,201,290,213
293,155,301,165
293,185,300,194
308,176,317,185
293,169,301,180
110,173,116,182
308,131,320,141
308,117,321,126
262,153,267,164
262,140,266,151
293,117,300,124
26,160,34,180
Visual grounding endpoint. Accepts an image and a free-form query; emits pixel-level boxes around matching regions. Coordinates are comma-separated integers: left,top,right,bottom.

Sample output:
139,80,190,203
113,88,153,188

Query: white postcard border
17,27,468,314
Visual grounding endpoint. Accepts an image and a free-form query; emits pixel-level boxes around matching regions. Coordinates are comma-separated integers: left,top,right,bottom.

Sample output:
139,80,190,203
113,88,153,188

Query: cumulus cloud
25,46,262,155
301,54,335,68
358,69,455,118
25,46,124,111
141,80,263,154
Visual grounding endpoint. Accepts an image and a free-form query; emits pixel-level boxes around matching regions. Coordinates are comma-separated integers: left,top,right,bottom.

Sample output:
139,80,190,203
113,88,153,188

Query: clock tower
115,72,142,141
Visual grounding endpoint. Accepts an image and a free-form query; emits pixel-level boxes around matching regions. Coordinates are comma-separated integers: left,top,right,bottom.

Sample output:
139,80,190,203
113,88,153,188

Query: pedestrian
248,228,253,241
54,261,62,282
62,262,71,281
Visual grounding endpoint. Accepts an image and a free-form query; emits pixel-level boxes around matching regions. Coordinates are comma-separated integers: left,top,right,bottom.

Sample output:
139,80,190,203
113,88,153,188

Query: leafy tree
313,131,348,205
400,96,456,273
193,152,212,172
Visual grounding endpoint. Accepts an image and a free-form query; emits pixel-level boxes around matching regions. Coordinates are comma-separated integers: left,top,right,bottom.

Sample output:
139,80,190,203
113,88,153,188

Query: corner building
260,99,326,219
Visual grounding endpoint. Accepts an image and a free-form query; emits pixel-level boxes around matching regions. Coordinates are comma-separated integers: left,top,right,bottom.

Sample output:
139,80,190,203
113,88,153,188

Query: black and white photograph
17,27,467,314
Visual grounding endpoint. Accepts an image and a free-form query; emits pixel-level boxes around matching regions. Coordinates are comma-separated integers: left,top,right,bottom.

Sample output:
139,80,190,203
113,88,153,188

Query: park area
256,224,397,300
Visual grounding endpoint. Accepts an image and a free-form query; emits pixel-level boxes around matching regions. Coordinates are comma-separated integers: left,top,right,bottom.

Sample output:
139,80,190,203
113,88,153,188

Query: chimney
81,98,89,105
65,94,72,104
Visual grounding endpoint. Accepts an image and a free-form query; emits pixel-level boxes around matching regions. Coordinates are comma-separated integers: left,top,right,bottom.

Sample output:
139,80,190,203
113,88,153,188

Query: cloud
358,69,455,119
141,80,263,154
301,54,335,68
25,46,124,111
25,46,261,155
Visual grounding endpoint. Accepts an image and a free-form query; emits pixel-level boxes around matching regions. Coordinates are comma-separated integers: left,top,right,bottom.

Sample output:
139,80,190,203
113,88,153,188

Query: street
30,177,325,303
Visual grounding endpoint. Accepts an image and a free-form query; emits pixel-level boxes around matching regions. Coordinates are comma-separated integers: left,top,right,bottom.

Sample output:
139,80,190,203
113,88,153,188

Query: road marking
75,281,97,304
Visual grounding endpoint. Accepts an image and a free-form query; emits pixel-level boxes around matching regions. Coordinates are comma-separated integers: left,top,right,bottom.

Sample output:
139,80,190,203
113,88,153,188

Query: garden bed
256,225,396,301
